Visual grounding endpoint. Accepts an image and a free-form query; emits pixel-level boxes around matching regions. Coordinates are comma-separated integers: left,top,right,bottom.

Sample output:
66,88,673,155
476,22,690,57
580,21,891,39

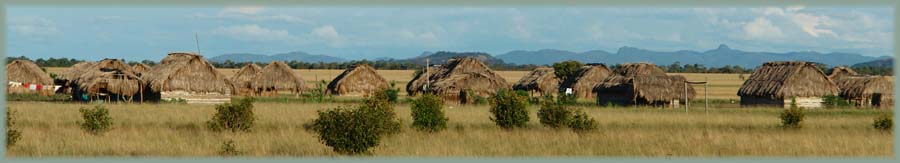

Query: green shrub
79,105,113,135
312,106,385,155
376,81,400,103
465,90,488,105
303,80,334,103
873,113,893,132
411,94,448,132
568,109,598,132
7,108,22,147
558,93,577,105
360,93,402,135
780,98,804,129
207,98,256,132
538,96,573,128
219,140,242,156
162,98,187,104
489,89,530,129
822,95,853,107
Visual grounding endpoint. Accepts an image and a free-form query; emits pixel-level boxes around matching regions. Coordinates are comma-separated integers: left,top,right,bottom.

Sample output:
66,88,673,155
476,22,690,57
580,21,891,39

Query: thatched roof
428,57,510,101
58,61,97,82
251,61,306,93
230,63,261,93
564,64,612,98
327,64,389,95
132,63,151,76
6,60,53,85
74,59,143,96
144,52,234,94
834,76,892,99
612,62,667,77
595,74,695,102
406,65,443,96
737,61,839,98
512,66,559,95
828,66,859,80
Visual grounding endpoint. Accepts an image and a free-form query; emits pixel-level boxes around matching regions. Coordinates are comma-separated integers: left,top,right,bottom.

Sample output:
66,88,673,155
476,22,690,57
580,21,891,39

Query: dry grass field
5,101,893,157
44,68,742,99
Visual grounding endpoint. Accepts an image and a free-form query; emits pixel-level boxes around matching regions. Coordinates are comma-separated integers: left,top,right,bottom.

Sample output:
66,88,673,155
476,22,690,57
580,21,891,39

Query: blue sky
5,6,894,62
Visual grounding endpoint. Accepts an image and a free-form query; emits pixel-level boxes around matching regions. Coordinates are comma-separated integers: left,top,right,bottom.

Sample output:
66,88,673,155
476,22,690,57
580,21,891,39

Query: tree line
6,56,892,75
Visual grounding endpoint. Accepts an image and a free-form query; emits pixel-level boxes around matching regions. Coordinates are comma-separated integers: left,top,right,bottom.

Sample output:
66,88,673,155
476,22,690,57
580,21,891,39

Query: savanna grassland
5,101,893,157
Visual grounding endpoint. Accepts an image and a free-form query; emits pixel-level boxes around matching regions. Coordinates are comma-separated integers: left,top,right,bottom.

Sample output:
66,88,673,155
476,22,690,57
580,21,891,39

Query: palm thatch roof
428,57,510,102
132,63,151,76
737,61,839,99
73,59,143,96
58,61,97,83
563,64,612,99
612,62,667,77
834,76,892,99
230,63,261,95
251,61,306,93
406,65,443,96
512,66,559,95
828,66,859,80
144,52,234,94
327,64,389,96
6,60,53,85
595,74,695,103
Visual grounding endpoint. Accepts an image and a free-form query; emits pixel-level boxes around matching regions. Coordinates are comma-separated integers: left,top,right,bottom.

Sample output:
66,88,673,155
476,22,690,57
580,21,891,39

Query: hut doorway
872,93,883,106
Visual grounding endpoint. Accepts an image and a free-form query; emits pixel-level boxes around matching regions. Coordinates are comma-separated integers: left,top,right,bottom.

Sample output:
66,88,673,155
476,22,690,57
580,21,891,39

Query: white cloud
8,16,61,42
311,25,341,46
221,6,265,15
211,24,296,42
742,17,784,40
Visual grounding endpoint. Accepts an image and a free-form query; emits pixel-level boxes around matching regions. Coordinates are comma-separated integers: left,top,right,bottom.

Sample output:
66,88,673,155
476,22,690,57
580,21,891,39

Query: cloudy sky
5,6,894,61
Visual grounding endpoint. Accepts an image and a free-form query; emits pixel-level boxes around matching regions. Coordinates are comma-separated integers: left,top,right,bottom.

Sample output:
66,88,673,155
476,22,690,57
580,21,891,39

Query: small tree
312,106,387,155
552,60,584,83
780,98,804,129
79,105,113,135
207,98,256,132
489,89,530,129
411,94,448,132
7,108,22,147
568,109,598,132
362,91,402,135
219,140,242,156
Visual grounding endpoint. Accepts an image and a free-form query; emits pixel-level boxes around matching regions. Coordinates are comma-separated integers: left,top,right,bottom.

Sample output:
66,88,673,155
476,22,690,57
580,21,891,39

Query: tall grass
4,101,892,157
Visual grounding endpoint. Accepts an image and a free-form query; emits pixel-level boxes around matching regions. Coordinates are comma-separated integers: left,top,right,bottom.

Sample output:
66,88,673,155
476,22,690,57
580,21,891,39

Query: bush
219,140,242,156
465,90,488,105
538,96,572,128
376,81,400,103
79,105,113,135
489,89,530,129
207,98,256,132
822,95,853,107
303,80,334,103
780,98,804,129
568,109,598,132
410,94,448,132
362,92,402,135
873,113,893,132
558,93,577,105
162,98,187,104
312,106,385,155
7,108,22,147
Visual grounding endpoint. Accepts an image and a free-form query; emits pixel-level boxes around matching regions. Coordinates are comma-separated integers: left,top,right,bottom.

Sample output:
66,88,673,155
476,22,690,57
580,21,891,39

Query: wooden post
705,77,709,115
684,82,688,113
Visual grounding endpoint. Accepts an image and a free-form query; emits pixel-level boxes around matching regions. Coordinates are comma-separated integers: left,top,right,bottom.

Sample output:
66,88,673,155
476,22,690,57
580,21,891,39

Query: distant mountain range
496,44,882,68
208,44,890,68
852,57,893,68
209,51,346,63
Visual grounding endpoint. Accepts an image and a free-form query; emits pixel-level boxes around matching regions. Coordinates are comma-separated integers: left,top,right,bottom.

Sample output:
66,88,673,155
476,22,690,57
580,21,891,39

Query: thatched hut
327,64,389,96
132,63,151,76
827,66,859,80
6,60,55,95
406,65,443,96
561,64,613,99
426,57,510,104
513,66,559,97
230,64,262,96
143,52,234,104
737,61,839,108
71,59,144,102
594,63,693,107
54,61,96,94
834,76,893,108
251,61,306,96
